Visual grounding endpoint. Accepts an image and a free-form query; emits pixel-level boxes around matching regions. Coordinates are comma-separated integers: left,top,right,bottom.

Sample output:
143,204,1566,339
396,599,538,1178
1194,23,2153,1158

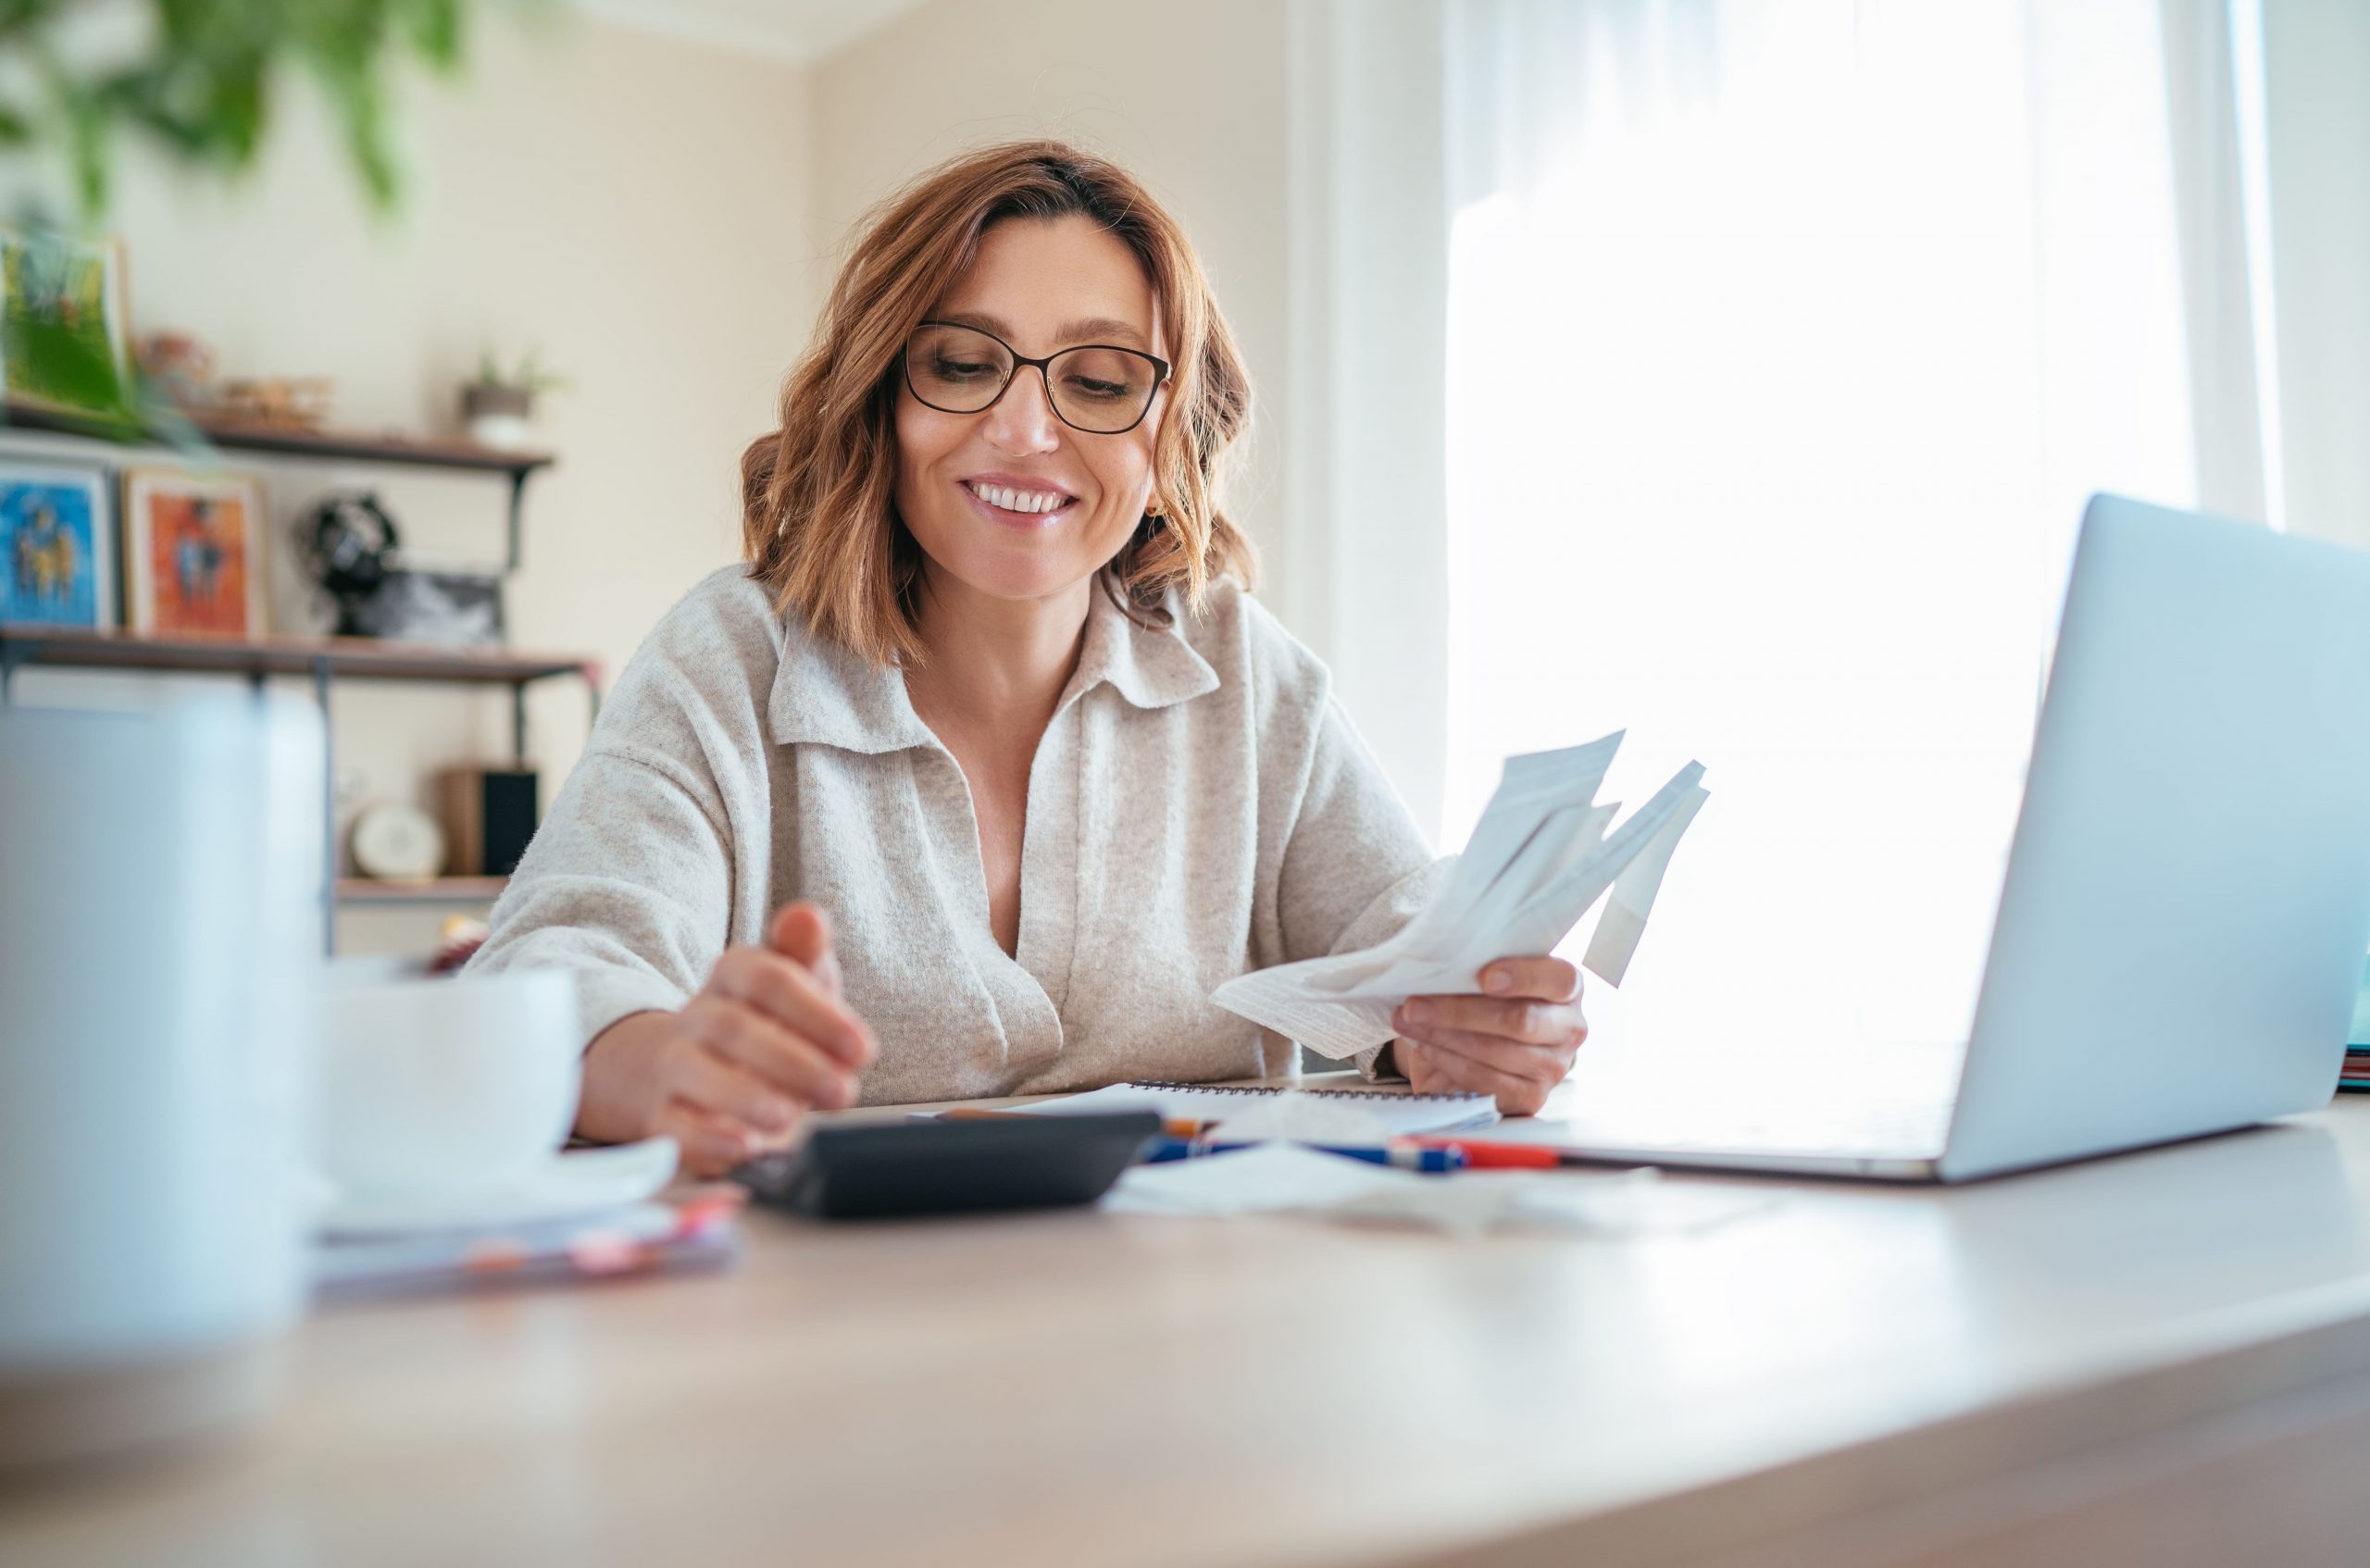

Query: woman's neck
904,567,1093,740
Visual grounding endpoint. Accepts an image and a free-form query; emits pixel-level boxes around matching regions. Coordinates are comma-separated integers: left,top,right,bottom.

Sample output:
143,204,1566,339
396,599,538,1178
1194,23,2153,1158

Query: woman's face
893,214,1166,611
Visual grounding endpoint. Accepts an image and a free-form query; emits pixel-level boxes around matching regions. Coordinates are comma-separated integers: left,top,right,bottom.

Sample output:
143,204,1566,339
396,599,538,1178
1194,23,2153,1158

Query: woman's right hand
577,902,876,1176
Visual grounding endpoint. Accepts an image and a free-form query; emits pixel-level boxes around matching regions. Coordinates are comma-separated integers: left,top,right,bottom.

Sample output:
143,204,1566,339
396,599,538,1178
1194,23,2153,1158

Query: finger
711,945,874,1068
655,1101,757,1178
679,994,860,1110
1477,956,1582,1002
1410,1025,1575,1086
1394,1035,1548,1111
770,901,847,999
660,1034,805,1134
769,902,835,974
1398,995,1581,1048
1394,1039,1450,1096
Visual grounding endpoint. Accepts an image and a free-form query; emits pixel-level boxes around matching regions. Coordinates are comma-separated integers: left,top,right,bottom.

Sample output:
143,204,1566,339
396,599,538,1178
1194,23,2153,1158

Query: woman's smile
959,473,1080,528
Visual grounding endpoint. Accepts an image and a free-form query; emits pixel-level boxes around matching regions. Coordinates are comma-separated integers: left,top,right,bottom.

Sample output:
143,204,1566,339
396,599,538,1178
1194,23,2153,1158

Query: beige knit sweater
467,565,1443,1104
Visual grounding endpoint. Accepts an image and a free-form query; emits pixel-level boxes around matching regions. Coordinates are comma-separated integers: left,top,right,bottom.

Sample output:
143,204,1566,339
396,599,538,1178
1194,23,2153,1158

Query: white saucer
318,1138,680,1238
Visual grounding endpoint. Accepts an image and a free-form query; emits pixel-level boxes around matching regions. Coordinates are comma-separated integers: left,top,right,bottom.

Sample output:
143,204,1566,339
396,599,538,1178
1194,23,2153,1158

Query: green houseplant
461,343,566,449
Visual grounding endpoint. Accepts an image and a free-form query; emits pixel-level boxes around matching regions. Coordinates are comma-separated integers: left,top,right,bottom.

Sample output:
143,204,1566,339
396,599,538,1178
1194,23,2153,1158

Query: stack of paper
312,1197,741,1300
1003,1081,1498,1136
1212,731,1707,1059
1104,1144,1778,1238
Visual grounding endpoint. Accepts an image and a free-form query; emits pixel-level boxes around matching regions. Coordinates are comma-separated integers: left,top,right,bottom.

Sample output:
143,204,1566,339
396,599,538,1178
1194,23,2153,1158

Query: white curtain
1440,0,2268,1056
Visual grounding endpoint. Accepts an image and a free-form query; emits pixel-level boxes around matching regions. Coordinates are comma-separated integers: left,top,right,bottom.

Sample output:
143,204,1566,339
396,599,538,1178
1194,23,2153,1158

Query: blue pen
1144,1138,1467,1174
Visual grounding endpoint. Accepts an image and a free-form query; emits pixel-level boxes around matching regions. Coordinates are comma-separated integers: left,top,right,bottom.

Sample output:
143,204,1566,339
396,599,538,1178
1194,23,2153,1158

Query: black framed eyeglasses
903,320,1170,435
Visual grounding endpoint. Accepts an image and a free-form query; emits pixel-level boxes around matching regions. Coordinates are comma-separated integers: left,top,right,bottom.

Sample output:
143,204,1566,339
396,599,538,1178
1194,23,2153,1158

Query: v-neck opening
911,712,1079,1021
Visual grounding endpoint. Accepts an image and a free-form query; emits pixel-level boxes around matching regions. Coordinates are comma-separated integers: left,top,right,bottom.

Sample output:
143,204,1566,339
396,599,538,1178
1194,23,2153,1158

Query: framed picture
121,468,268,639
0,229,131,417
0,459,113,628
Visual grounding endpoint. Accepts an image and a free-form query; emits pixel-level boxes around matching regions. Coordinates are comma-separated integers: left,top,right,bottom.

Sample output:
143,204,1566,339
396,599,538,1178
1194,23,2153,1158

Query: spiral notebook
1007,1080,1501,1136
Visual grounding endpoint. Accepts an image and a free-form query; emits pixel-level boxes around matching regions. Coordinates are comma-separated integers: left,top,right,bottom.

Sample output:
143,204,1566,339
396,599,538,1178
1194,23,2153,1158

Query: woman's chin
917,529,1120,608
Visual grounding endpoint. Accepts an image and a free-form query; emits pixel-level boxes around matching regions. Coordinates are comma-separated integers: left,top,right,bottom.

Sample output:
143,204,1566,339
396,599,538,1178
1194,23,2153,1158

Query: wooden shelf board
0,624,597,686
335,877,507,905
0,400,555,477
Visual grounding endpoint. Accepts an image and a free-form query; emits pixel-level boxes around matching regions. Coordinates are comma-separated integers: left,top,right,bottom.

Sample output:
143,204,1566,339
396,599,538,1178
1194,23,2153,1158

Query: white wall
1284,0,1449,834
0,16,813,952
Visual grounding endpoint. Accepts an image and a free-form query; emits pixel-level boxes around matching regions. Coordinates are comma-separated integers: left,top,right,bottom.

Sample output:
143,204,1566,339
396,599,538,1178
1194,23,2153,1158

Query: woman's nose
983,366,1062,454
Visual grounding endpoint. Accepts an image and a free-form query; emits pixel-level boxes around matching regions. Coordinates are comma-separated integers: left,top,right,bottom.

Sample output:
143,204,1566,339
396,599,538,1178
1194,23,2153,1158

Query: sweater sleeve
465,740,735,1052
1273,692,1454,1079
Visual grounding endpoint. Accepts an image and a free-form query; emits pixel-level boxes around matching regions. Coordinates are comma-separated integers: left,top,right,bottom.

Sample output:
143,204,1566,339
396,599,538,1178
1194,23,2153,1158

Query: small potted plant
461,345,566,449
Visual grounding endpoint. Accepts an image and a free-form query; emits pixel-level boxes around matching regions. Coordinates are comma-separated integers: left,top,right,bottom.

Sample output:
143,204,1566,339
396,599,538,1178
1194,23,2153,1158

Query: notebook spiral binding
1128,1080,1487,1102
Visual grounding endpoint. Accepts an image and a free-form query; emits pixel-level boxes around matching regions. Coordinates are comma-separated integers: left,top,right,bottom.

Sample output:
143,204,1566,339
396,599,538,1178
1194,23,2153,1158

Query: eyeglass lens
906,323,1157,434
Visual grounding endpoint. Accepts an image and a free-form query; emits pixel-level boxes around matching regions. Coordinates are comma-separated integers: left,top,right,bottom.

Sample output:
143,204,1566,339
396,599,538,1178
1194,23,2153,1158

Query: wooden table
11,1091,2370,1567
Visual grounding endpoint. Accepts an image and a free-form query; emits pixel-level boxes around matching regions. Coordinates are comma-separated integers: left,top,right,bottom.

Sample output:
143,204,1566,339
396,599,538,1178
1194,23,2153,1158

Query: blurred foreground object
0,0,485,431
0,1,478,218
0,693,323,1471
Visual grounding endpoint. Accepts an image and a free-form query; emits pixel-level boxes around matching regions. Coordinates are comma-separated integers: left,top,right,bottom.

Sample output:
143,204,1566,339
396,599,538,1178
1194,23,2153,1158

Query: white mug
0,693,320,1470
315,964,582,1204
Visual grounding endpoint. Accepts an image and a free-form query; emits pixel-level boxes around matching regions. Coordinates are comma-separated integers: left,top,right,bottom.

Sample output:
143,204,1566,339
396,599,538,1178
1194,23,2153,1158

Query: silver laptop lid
1940,495,2370,1180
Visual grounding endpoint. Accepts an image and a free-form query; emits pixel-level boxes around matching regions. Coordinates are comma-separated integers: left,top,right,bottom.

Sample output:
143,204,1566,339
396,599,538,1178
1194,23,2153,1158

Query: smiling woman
742,142,1253,666
465,140,1592,1176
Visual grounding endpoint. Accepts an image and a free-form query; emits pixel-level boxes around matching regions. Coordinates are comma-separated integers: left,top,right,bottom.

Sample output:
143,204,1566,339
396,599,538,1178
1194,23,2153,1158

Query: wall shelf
335,877,508,907
0,399,555,571
3,401,555,474
0,625,596,686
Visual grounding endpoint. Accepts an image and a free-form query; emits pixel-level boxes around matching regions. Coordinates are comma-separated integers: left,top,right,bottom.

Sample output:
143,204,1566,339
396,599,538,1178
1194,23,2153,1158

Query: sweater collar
767,578,1220,753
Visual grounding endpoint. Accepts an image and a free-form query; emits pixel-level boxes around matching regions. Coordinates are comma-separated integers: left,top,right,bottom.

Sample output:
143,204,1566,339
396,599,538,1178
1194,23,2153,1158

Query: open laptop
1524,493,2370,1182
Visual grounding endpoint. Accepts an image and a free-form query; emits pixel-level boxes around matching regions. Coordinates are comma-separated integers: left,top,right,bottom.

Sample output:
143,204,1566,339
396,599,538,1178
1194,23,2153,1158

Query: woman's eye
1066,377,1130,400
934,357,999,380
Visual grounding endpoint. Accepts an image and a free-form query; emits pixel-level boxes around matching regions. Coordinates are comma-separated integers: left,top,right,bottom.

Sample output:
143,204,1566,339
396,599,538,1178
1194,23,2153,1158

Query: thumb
767,901,842,995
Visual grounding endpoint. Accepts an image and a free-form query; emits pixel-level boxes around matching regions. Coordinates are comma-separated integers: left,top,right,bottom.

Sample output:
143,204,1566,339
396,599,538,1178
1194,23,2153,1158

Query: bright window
1443,0,2205,1053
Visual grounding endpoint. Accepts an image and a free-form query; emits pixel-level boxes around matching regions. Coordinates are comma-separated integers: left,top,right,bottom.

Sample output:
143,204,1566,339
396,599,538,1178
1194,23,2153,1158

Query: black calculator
733,1112,1164,1220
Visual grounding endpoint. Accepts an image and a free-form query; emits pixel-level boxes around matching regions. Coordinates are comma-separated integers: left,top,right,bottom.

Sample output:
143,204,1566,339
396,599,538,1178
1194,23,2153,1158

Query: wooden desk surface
13,1092,2370,1568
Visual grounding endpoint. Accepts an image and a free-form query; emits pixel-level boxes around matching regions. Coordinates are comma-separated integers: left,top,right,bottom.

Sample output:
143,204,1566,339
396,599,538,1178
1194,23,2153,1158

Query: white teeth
968,481,1069,515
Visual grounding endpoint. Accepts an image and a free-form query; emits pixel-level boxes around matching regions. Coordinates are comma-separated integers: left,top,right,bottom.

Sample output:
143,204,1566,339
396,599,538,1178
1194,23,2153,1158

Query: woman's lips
958,479,1079,529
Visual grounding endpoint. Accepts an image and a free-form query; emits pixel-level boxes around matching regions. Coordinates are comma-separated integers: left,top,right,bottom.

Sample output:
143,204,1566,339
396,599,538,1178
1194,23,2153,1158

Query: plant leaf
400,0,467,71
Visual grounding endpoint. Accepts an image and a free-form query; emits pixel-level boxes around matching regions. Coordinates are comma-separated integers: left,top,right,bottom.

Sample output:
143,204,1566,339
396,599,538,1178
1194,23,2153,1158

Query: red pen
1405,1138,1567,1168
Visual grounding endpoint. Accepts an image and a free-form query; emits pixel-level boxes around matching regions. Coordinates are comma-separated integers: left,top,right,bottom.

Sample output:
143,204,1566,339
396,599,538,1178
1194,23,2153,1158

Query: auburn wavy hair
741,139,1257,666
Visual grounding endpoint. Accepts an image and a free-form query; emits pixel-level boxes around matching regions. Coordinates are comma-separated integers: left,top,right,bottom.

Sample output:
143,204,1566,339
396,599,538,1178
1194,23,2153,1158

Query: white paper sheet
997,1082,1499,1137
1583,782,1710,986
1212,732,1709,1057
1103,1145,1778,1238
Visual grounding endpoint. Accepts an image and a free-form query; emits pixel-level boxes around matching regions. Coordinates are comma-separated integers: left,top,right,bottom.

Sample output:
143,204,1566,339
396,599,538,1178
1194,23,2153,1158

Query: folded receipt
1211,731,1708,1059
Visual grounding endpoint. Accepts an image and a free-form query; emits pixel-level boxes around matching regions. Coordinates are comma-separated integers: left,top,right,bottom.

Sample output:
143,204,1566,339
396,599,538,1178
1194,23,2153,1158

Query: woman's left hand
1391,956,1588,1116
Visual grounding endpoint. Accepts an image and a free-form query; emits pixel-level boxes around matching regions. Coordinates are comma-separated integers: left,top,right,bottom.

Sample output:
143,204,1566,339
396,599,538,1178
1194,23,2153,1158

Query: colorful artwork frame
0,228,131,417
0,459,114,628
121,467,268,639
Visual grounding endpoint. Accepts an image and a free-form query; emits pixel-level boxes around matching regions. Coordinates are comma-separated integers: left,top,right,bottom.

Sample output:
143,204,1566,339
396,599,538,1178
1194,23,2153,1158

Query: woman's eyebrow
938,309,1151,350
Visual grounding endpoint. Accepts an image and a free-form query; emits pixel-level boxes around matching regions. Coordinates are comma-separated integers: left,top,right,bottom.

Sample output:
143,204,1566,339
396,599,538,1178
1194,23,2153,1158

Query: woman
468,140,1588,1176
